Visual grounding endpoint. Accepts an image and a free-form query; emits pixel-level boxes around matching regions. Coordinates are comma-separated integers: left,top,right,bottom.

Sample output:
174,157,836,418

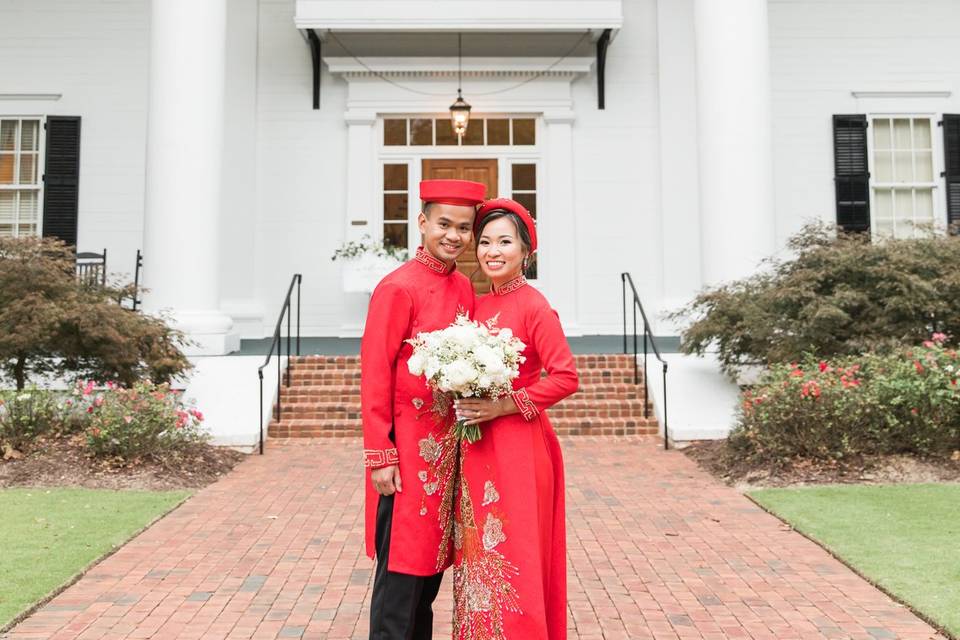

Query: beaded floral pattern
418,429,459,569
453,447,522,639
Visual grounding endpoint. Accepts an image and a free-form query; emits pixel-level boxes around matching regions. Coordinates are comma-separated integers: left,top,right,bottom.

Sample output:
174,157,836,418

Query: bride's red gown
451,275,578,640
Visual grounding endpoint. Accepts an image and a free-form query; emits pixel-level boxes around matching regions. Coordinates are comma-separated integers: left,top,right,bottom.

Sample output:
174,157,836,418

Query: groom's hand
371,464,402,495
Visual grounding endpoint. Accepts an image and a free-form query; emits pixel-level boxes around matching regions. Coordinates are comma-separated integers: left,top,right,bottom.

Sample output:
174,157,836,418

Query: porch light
449,33,471,139
449,90,472,139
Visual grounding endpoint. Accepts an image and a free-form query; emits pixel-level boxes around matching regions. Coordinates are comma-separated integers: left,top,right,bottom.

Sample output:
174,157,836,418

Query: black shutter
42,116,81,247
943,114,960,230
833,114,871,233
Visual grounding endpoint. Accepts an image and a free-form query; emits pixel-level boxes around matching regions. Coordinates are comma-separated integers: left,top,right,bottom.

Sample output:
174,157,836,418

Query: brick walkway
4,437,945,640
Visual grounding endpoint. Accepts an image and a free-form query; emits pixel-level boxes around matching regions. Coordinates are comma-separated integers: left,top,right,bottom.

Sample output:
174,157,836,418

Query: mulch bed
0,433,246,491
683,439,960,489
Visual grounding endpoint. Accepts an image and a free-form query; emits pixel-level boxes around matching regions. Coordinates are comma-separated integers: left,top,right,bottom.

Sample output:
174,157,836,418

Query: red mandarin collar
414,246,456,275
491,275,528,296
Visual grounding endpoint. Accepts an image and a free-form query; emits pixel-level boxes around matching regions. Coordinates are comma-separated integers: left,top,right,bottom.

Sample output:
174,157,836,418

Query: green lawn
0,487,191,628
750,484,960,637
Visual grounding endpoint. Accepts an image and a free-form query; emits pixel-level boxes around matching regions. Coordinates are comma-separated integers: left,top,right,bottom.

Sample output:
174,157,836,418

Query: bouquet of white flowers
407,313,526,442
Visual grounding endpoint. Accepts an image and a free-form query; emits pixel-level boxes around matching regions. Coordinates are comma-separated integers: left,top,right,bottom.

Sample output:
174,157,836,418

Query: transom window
383,117,536,147
871,116,937,239
0,118,42,238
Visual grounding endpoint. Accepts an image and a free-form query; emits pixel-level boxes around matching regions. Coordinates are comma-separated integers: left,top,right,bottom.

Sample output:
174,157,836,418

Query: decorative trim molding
851,88,952,99
0,92,62,101
325,57,594,78
295,0,623,32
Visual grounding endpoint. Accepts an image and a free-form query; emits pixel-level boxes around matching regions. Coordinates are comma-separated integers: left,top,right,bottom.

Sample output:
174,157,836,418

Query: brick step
549,398,650,419
279,386,646,403
268,415,660,438
550,417,660,437
284,371,362,384
286,354,639,371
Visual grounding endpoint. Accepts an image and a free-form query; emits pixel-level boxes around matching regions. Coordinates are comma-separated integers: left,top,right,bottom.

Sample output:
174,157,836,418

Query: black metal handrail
257,274,302,454
621,272,669,450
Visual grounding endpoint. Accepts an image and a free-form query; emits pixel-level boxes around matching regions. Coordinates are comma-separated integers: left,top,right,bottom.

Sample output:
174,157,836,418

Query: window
0,118,42,237
870,117,937,239
383,117,536,147
511,163,538,279
382,163,408,248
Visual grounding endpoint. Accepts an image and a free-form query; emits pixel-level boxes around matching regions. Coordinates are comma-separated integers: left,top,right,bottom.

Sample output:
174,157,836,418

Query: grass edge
745,490,957,640
0,490,195,634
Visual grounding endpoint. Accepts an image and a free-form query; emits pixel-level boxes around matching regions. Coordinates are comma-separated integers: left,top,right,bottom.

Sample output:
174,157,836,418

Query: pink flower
923,340,935,348
86,407,94,414
91,427,101,437
123,415,133,424
189,409,204,421
93,396,104,407
106,381,117,390
915,360,925,374
82,380,95,396
932,332,948,344
910,408,919,415
790,369,804,378
818,361,829,373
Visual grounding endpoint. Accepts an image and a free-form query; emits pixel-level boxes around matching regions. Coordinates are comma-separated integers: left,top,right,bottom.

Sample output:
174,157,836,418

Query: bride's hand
455,397,518,425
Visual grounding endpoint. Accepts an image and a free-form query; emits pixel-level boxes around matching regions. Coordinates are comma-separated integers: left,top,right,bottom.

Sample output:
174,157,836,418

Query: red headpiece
475,198,538,252
419,179,487,207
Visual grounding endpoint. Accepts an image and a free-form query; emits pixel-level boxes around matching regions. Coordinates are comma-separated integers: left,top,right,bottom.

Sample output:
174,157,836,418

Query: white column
542,111,580,335
694,0,775,286
142,0,237,355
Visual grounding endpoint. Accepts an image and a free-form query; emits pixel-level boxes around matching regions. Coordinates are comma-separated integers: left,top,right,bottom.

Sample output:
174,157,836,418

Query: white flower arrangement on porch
332,235,409,293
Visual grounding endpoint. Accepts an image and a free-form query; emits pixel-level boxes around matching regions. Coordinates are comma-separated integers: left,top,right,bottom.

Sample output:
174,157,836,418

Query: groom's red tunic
361,247,475,575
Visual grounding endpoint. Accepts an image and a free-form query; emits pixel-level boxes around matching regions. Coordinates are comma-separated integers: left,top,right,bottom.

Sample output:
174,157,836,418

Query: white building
3,0,959,444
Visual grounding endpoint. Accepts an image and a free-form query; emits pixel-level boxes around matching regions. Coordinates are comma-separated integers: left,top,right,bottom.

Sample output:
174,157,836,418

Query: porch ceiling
294,0,622,42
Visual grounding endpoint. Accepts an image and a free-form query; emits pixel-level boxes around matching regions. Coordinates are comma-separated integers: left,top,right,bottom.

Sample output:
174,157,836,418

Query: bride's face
477,217,525,281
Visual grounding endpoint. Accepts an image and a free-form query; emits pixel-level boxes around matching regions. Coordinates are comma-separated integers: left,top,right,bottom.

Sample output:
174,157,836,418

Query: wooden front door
421,158,497,294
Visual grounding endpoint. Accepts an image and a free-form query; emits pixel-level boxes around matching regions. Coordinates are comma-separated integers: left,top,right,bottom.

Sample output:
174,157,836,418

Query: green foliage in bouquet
731,334,960,461
670,224,960,376
84,381,207,460
0,237,191,390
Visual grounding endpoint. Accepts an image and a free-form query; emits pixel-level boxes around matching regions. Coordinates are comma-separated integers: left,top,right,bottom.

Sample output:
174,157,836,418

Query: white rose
440,359,478,392
407,350,426,376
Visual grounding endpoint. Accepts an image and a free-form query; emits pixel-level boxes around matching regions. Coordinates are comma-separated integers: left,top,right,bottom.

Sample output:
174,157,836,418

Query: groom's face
418,203,476,264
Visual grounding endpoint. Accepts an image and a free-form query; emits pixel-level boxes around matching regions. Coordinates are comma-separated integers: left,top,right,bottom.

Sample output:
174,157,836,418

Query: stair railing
257,274,302,455
621,273,669,450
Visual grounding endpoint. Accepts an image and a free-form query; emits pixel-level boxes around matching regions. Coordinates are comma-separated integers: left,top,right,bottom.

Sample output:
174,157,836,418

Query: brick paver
3,437,945,639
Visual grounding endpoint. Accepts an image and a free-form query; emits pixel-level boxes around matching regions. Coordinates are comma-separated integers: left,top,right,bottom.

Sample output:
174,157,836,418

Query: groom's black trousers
369,494,444,640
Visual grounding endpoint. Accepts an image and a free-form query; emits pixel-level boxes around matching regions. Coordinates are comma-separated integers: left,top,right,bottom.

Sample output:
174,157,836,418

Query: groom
361,178,486,639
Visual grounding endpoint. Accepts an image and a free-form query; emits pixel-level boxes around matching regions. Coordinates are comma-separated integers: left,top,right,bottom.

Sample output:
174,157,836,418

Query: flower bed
732,333,960,461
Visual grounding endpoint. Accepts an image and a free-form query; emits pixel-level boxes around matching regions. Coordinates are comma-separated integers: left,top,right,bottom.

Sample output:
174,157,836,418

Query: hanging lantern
449,89,472,139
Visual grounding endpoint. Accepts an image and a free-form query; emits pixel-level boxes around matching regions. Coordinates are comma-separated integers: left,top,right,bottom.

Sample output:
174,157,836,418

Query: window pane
410,118,433,146
512,119,535,145
894,188,913,219
915,151,933,182
873,119,891,150
18,224,37,237
874,189,893,219
383,164,408,191
383,222,406,248
513,192,537,219
0,192,14,222
894,151,913,182
19,154,37,184
893,119,911,149
462,119,484,146
875,218,894,238
20,121,38,152
19,191,37,221
0,121,16,151
435,119,458,146
0,154,13,184
384,119,407,146
487,119,509,145
915,189,934,222
383,193,407,221
913,119,932,149
874,151,892,182
512,164,536,191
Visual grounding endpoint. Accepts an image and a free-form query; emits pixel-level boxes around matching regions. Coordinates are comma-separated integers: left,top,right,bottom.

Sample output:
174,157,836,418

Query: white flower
407,350,427,376
440,359,478,392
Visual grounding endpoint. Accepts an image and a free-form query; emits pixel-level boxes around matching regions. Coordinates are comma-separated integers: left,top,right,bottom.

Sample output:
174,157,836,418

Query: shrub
84,381,207,461
0,388,62,451
0,236,192,390
670,224,960,377
731,334,960,461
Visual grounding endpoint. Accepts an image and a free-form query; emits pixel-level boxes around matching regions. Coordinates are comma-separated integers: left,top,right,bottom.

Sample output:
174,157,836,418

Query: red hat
419,179,487,207
475,198,538,252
